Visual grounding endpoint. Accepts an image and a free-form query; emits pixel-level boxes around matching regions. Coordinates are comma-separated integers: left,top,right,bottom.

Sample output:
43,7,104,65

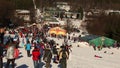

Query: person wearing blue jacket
25,41,31,57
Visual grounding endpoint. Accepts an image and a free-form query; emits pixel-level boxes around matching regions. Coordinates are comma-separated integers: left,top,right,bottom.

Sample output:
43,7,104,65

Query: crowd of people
0,25,72,68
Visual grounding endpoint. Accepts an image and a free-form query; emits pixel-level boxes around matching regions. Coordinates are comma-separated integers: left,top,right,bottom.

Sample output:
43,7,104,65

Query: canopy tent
80,34,100,42
48,27,66,36
104,37,116,46
89,36,116,47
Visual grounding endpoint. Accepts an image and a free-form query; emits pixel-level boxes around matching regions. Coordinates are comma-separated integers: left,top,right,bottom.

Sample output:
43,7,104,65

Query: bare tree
0,0,15,26
86,14,120,42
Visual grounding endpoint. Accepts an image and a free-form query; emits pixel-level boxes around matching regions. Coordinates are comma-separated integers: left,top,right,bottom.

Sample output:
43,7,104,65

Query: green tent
103,37,116,46
80,34,99,42
89,37,103,47
89,36,116,47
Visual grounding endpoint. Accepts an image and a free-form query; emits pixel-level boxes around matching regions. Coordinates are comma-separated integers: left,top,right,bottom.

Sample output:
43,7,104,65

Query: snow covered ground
3,42,120,68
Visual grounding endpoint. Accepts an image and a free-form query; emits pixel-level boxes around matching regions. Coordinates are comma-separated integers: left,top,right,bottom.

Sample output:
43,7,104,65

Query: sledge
94,55,102,58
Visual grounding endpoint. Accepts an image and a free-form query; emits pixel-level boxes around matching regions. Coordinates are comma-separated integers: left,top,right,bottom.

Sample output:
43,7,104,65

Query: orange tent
48,27,66,36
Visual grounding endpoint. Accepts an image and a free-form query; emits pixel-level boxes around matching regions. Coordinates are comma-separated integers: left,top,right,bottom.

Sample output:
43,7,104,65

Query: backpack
14,48,19,59
62,51,67,59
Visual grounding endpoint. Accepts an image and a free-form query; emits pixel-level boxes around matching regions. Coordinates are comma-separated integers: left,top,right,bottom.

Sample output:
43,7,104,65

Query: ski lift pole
32,0,38,23
101,37,105,50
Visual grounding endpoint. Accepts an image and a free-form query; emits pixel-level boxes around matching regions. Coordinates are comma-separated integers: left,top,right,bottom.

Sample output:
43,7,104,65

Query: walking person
5,41,16,68
25,41,32,57
59,46,69,68
0,44,3,68
32,46,40,68
43,45,52,68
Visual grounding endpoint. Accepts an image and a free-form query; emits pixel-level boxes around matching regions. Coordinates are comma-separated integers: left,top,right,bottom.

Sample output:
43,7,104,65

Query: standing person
65,44,70,55
5,41,15,68
25,41,31,57
0,32,4,44
68,45,72,60
59,47,69,68
39,42,45,62
117,42,120,49
52,45,58,63
32,46,40,68
0,44,3,68
43,45,52,68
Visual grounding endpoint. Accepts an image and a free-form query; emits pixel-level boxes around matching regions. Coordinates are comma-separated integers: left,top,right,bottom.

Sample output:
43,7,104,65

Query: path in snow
3,45,120,68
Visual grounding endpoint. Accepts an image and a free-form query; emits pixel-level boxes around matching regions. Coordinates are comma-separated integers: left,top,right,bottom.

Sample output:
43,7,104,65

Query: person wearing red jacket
32,46,40,68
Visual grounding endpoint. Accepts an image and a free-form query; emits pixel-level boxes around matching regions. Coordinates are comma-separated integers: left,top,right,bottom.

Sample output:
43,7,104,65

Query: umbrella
48,27,66,36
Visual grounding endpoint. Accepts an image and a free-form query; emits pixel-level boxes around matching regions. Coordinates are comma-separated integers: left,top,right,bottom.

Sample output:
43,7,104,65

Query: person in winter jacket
0,44,3,68
52,45,58,63
43,45,52,68
38,42,45,62
25,41,31,57
59,46,69,68
5,42,15,68
0,32,4,44
32,46,40,68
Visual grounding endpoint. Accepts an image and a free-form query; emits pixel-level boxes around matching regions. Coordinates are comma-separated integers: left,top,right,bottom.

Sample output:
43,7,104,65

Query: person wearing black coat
0,32,4,44
52,46,58,63
43,45,52,68
0,44,3,68
59,47,69,68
